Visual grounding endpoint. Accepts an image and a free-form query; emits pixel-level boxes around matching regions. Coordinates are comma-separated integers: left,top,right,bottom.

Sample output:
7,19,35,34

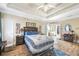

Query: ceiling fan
37,3,57,12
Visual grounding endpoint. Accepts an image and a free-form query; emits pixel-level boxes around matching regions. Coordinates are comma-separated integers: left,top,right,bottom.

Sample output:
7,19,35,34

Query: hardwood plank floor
1,45,52,56
2,45,32,56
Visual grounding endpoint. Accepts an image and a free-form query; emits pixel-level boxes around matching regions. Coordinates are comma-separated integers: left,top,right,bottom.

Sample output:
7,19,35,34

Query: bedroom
0,3,79,56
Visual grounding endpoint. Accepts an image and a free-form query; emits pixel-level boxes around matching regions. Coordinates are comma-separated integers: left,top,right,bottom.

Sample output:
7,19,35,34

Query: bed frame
23,27,53,56
24,27,38,32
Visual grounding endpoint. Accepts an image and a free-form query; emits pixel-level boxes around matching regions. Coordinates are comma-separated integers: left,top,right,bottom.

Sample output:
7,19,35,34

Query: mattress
24,35,54,54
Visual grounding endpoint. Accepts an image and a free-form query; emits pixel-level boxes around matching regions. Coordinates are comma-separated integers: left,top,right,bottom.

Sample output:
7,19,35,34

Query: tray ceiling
0,3,79,22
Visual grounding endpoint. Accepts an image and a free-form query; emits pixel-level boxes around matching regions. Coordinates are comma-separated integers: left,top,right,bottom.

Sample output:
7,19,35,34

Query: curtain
0,12,2,43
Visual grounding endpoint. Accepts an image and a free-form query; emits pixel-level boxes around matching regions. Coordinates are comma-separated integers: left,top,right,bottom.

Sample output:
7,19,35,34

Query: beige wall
60,18,79,36
2,13,45,47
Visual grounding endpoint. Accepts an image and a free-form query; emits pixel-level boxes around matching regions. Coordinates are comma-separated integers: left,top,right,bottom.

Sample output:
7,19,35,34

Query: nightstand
16,35,24,46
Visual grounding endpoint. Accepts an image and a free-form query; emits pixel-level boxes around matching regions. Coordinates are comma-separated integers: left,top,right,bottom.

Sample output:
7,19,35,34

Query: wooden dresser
63,33,74,42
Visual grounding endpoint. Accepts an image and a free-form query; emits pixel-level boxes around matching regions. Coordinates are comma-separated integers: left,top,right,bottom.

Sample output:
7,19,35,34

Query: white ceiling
0,3,79,22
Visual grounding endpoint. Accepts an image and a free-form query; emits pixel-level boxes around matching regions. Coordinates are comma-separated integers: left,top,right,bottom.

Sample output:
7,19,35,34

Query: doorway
47,22,61,39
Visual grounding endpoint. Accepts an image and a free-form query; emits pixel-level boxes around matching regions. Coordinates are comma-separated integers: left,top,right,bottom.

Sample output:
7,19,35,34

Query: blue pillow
25,32,38,35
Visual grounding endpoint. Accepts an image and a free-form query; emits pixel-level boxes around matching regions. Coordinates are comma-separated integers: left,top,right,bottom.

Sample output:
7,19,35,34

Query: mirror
65,24,72,31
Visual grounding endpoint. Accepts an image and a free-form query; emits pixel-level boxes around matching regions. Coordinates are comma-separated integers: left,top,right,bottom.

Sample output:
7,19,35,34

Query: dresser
16,35,24,46
63,34,74,42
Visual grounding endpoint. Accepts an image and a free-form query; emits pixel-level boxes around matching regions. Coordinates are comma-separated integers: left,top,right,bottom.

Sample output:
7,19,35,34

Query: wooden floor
2,39,79,56
2,45,52,56
2,45,32,56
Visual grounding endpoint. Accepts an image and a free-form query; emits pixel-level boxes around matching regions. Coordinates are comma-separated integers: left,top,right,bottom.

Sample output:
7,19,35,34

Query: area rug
51,48,69,56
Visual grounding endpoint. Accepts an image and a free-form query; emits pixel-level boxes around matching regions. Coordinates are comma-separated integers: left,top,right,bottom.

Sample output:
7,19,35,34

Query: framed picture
26,22,36,27
57,26,59,34
16,23,20,34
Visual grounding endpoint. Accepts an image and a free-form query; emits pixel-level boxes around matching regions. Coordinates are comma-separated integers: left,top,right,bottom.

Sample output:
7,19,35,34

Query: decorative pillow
25,32,38,35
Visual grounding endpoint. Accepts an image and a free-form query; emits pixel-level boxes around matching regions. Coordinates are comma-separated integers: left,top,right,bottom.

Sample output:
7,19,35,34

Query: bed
24,27,54,55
